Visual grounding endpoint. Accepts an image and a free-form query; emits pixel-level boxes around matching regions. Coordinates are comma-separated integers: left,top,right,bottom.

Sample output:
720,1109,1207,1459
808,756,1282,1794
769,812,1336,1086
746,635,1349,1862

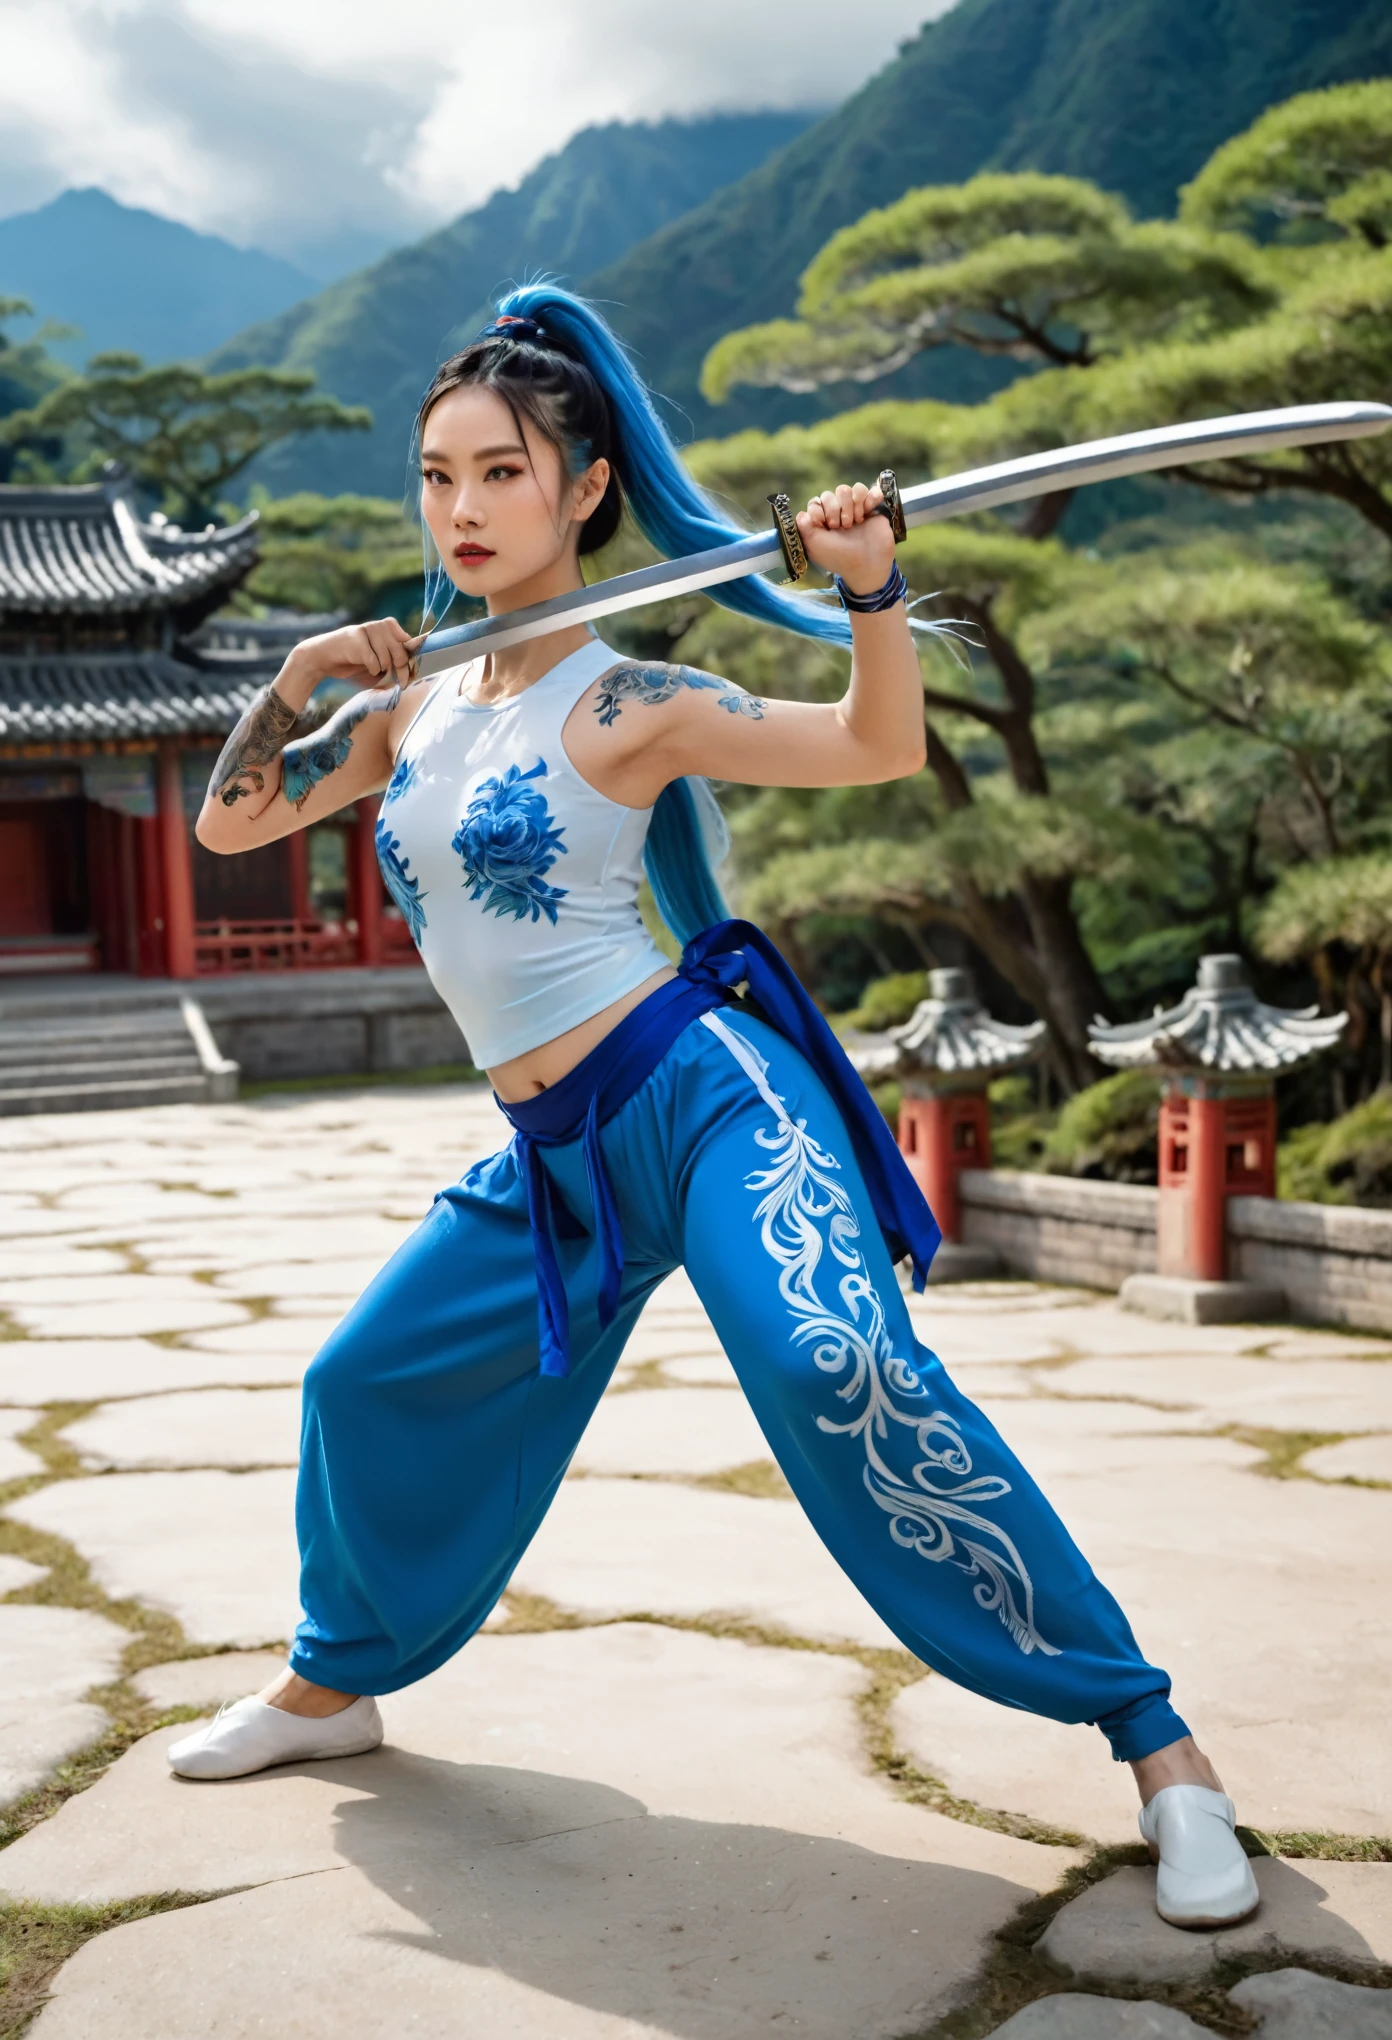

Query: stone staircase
0,990,240,1116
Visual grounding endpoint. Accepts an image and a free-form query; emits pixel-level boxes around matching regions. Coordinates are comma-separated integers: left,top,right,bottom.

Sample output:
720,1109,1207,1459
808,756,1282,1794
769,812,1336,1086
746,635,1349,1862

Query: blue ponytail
494,284,855,656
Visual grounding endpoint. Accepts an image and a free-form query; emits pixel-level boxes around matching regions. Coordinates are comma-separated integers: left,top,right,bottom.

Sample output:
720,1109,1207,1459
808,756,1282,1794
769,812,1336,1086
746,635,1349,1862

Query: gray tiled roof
1090,954,1346,1075
0,652,263,742
0,479,258,616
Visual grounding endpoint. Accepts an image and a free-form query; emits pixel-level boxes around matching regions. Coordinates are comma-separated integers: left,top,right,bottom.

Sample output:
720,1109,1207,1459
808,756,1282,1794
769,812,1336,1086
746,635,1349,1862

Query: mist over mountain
208,110,819,500
585,0,1392,440
0,188,317,367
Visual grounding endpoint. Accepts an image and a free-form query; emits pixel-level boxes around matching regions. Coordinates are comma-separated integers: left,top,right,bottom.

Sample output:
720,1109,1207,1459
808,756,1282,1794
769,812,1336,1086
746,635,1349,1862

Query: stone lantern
1089,953,1346,1319
854,967,1045,1269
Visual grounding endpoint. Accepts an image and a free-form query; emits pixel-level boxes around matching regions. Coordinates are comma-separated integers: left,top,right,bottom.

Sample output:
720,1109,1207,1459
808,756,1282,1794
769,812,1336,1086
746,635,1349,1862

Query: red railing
194,918,361,974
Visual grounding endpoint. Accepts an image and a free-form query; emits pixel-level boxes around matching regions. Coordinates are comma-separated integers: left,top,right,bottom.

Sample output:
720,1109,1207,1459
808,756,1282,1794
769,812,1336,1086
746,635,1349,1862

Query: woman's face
419,383,609,605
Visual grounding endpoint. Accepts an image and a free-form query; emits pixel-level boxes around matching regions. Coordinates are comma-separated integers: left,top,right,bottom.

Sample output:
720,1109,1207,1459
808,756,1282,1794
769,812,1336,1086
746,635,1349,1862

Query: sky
0,0,950,278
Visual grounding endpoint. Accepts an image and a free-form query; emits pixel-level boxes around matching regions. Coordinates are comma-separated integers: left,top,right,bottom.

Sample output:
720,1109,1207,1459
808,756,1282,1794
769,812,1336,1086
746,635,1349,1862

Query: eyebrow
419,441,526,465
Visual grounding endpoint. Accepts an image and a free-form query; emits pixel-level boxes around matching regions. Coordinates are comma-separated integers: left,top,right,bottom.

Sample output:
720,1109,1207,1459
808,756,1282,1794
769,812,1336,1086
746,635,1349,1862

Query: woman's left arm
568,482,926,800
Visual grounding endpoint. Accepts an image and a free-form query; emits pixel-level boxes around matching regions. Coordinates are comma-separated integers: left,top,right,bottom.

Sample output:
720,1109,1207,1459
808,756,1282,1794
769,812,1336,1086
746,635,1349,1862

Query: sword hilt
766,470,906,583
765,493,809,582
876,468,907,542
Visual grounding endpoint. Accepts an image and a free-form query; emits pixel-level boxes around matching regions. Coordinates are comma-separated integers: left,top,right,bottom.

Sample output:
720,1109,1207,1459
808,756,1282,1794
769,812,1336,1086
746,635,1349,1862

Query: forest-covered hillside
0,188,315,367
207,111,816,499
209,0,1392,496
589,0,1392,439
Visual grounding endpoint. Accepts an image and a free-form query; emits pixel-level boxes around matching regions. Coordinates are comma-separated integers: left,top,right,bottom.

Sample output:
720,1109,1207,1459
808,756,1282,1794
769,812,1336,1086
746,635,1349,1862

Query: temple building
0,470,411,980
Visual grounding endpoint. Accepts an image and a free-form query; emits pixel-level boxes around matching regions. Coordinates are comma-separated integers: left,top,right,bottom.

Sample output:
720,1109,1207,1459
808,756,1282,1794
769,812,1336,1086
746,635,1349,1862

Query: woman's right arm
195,618,425,855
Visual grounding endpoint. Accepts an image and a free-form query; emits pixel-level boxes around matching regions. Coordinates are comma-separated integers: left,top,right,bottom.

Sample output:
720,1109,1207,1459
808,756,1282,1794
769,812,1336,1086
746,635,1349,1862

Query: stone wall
958,1170,1157,1290
1228,1195,1392,1335
196,968,471,1081
958,1168,1392,1335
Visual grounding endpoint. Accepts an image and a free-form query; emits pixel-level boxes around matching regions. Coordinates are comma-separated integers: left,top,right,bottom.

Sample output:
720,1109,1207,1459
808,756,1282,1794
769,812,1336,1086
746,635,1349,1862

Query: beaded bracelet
833,561,908,614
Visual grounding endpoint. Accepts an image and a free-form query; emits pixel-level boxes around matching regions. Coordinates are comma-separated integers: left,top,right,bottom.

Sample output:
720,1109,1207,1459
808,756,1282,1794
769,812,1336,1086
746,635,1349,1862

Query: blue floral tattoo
452,758,569,925
282,687,399,811
593,662,764,727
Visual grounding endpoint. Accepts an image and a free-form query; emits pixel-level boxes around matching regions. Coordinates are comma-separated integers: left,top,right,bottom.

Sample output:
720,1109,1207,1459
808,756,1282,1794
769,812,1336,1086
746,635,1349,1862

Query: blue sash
496,919,941,1377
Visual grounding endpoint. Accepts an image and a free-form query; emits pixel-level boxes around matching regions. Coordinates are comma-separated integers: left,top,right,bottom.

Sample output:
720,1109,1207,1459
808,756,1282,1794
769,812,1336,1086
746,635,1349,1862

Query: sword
414,401,1392,677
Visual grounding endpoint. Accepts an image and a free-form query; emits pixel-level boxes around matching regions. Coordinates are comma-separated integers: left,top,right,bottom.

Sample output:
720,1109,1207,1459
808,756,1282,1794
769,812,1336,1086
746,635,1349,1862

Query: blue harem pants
291,1007,1187,1763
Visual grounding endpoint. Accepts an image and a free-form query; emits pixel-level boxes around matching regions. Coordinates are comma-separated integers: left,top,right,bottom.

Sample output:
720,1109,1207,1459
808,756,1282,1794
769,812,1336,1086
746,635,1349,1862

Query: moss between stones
0,1893,221,2040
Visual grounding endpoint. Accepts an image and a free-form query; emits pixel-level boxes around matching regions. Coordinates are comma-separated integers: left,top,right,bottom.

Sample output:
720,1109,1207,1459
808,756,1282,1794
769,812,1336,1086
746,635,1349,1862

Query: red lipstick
453,542,495,564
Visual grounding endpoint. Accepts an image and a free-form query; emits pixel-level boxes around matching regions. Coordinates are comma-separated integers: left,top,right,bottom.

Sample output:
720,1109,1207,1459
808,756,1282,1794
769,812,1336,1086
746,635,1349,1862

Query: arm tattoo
593,661,765,727
211,684,300,807
281,688,400,810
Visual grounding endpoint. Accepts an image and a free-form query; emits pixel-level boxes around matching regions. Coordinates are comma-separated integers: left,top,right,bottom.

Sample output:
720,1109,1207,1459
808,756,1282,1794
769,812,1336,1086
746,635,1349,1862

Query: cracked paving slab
9,1625,1076,2040
1039,1858,1392,1986
1305,1434,1392,1484
1034,1353,1392,1431
0,1604,127,1808
513,1478,903,1650
572,1388,771,1477
61,1388,303,1471
4,1281,252,1340
0,1338,310,1402
0,1407,43,1483
8,1469,301,1647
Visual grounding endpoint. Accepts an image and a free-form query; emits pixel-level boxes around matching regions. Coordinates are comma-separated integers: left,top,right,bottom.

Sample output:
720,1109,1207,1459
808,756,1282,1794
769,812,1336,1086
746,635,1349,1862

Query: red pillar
1157,1082,1277,1281
898,1089,991,1242
157,741,197,979
354,797,383,967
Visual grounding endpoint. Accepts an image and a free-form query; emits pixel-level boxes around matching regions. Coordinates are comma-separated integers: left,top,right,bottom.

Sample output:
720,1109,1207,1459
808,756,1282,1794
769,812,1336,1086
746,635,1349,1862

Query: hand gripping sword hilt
767,470,906,583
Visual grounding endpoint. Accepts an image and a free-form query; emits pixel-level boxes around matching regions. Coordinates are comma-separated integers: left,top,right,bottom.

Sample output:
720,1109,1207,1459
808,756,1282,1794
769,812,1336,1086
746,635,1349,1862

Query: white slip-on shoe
1138,1783,1260,1929
167,1694,383,1781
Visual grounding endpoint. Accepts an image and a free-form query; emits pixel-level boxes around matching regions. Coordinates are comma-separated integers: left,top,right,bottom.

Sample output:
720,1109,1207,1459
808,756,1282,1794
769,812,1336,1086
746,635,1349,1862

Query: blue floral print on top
453,758,569,925
375,820,427,942
382,751,418,805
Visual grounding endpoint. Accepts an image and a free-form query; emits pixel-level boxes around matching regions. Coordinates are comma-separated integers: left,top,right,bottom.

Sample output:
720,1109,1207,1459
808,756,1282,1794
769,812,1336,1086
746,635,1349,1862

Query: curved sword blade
416,400,1392,675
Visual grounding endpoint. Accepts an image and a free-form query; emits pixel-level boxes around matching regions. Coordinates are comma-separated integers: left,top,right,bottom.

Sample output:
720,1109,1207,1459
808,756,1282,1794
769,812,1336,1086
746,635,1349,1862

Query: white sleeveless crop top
374,636,670,1069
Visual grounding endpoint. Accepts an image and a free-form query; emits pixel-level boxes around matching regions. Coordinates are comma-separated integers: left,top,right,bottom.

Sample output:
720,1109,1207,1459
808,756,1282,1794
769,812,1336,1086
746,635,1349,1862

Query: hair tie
478,314,545,343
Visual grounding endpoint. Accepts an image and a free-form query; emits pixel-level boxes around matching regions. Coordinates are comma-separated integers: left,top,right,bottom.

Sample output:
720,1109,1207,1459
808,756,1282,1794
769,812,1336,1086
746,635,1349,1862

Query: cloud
0,0,949,271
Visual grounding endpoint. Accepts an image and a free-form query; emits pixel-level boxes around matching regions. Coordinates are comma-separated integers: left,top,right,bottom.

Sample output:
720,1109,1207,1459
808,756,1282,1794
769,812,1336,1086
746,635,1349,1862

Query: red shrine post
854,967,1045,1281
1090,954,1346,1322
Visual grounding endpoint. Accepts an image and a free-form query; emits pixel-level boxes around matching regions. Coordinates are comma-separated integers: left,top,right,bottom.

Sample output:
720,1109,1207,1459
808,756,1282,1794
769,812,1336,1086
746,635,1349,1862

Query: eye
421,466,450,486
485,463,523,482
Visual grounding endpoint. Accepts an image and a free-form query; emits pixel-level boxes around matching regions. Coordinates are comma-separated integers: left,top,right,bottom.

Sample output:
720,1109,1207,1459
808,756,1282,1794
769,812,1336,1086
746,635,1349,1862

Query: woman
175,288,1257,1931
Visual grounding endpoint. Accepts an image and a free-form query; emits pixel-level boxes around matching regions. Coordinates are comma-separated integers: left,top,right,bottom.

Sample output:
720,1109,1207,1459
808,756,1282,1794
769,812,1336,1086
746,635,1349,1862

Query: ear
571,457,611,528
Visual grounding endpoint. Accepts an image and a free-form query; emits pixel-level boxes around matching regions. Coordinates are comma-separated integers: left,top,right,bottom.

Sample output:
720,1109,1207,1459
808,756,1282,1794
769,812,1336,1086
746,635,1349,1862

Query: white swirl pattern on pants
701,1011,1059,1658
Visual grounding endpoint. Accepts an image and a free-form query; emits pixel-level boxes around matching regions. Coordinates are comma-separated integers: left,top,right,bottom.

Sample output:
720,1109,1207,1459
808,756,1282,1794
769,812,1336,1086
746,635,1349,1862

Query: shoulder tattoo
593,662,765,727
282,687,400,811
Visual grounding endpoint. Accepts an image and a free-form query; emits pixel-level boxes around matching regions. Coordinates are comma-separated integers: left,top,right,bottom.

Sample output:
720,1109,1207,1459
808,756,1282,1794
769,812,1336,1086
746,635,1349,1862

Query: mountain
584,0,1392,439
208,111,819,499
0,188,317,368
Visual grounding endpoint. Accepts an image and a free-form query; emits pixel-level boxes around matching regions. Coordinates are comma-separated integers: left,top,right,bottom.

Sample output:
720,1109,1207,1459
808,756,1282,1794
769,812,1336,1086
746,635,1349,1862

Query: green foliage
1278,1091,1392,1205
989,1072,1054,1172
1,353,370,526
1022,554,1392,858
703,174,1274,402
1180,80,1392,248
1256,854,1392,961
240,491,423,621
838,971,930,1032
1040,1070,1163,1181
0,297,68,481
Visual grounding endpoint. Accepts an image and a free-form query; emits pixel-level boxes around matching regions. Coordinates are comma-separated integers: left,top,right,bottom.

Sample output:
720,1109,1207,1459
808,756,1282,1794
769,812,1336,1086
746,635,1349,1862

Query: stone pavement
0,1085,1388,2037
